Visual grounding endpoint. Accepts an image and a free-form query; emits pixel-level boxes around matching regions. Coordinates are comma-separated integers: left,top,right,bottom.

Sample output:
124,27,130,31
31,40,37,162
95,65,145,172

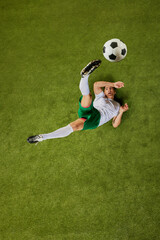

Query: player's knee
74,123,84,131
81,94,92,108
76,123,84,131
70,122,84,131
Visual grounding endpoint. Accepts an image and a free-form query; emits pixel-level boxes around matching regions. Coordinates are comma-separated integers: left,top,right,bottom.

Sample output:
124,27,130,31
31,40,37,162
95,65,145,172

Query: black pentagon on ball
103,46,106,53
109,54,116,60
110,42,118,48
121,48,126,55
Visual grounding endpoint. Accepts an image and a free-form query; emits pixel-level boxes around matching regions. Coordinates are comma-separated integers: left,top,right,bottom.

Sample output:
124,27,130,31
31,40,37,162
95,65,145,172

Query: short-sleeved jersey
93,91,120,127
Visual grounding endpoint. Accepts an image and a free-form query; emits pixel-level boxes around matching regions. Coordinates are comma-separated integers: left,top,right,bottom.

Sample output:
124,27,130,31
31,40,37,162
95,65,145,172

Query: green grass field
0,0,160,239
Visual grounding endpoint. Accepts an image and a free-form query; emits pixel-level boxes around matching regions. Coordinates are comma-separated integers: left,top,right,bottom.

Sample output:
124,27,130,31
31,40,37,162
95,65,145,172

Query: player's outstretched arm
112,103,129,128
94,81,124,94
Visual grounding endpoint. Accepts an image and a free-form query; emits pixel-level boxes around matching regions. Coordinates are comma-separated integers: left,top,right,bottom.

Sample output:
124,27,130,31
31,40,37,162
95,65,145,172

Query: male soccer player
27,60,129,144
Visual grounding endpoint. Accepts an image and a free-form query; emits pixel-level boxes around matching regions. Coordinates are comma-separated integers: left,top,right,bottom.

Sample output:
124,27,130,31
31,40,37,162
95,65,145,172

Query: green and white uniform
78,91,120,131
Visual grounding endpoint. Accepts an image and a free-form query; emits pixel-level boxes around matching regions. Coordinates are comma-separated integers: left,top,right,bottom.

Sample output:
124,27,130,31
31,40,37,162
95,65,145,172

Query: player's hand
120,103,129,113
114,81,124,88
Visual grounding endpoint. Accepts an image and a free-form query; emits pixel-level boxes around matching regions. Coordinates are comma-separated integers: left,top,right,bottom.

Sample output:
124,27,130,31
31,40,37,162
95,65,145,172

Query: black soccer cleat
80,59,101,77
27,135,43,144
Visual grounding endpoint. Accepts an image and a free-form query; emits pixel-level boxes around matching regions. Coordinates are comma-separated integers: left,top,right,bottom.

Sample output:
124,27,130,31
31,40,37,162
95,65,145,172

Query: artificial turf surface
0,0,160,239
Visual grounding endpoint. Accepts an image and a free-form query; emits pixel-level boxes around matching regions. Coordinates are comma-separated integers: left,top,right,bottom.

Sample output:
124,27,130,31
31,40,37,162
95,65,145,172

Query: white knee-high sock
41,124,74,140
79,75,90,96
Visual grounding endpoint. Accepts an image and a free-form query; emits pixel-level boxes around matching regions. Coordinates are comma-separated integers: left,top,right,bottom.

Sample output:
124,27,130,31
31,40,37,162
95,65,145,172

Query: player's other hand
114,81,124,88
120,103,129,113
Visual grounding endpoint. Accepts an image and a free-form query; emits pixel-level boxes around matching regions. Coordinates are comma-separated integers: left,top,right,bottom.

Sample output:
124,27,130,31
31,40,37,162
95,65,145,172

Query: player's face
104,87,116,99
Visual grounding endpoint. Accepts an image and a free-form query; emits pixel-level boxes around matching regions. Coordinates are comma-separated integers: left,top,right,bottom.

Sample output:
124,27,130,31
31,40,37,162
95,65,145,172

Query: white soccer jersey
93,91,120,127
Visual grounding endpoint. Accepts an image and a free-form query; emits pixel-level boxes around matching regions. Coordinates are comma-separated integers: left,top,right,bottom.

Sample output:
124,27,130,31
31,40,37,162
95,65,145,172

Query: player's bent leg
70,118,85,131
81,93,92,108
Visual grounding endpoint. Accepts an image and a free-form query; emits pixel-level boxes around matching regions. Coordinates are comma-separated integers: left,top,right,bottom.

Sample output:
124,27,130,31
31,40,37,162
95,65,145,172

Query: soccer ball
103,39,127,62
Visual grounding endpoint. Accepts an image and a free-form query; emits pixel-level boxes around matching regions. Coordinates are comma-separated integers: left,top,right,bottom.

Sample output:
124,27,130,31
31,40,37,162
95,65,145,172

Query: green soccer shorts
78,96,101,131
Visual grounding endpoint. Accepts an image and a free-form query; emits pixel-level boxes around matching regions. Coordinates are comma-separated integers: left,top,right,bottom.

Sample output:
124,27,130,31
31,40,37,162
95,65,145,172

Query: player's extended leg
80,75,92,107
79,60,101,107
27,118,85,144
